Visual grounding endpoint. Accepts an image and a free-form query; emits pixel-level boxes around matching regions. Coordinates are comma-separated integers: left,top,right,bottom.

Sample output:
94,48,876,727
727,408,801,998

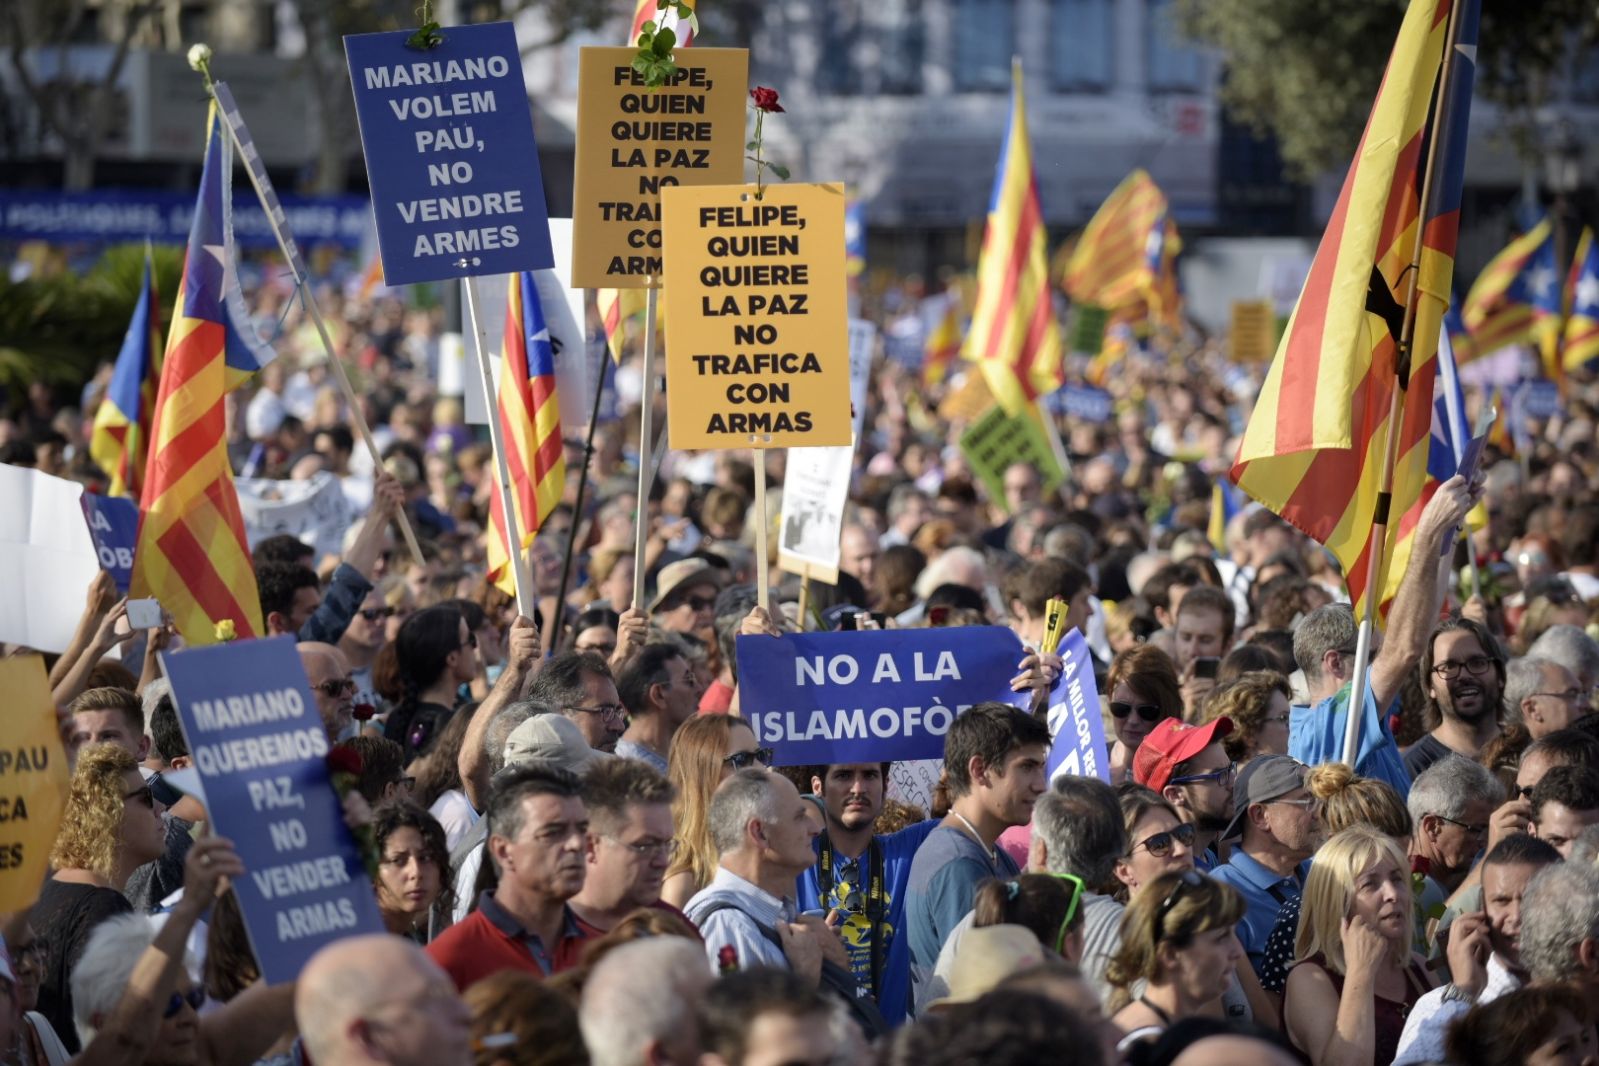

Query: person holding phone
1172,587,1236,719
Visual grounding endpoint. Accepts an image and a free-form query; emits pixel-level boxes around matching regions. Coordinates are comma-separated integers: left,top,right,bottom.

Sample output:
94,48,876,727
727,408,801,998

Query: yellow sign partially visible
1231,300,1277,363
0,656,68,911
570,47,749,289
660,183,853,450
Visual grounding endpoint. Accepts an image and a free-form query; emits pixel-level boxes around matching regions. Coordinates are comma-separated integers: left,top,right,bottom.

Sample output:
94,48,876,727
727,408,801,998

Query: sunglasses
1109,700,1166,722
684,595,717,612
1130,821,1196,858
1170,762,1237,788
316,677,357,698
360,606,396,621
164,987,205,1018
1044,872,1085,955
1152,869,1206,943
723,748,774,770
123,784,156,809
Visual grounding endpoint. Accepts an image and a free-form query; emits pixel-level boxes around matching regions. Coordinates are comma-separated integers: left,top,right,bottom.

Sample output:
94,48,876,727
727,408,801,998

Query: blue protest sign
79,492,139,595
1521,379,1561,419
1045,630,1110,782
1049,384,1114,423
736,627,1028,765
344,22,554,285
160,637,385,982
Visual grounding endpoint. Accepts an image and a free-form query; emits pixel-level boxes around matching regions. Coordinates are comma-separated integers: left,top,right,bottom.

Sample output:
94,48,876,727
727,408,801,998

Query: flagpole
1343,0,1469,766
753,451,770,613
207,82,426,570
464,275,536,621
550,346,612,652
633,283,660,612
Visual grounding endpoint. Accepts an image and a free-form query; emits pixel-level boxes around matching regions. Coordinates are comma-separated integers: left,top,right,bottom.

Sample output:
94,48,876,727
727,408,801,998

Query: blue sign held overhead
344,22,554,286
1049,384,1115,424
1045,630,1110,783
79,492,139,595
161,637,386,983
736,627,1029,766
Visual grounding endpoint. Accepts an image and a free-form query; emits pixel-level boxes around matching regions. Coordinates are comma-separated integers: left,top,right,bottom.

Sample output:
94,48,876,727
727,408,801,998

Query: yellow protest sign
0,656,68,911
1230,300,1276,363
660,182,852,450
571,47,749,288
958,404,1065,512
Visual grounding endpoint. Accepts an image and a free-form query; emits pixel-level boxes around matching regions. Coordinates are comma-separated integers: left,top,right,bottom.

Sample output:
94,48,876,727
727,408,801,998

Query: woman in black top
33,744,169,1052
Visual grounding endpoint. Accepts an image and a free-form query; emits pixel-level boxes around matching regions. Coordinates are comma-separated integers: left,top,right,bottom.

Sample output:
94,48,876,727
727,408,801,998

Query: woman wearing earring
1105,646,1183,785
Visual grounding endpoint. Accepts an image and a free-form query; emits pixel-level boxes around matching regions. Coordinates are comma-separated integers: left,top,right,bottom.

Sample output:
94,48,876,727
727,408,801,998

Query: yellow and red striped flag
597,286,648,364
487,273,566,598
1460,217,1555,360
629,0,696,45
922,297,961,388
1564,226,1599,370
133,105,277,643
962,61,1063,415
90,247,162,499
1230,0,1480,623
1064,170,1169,311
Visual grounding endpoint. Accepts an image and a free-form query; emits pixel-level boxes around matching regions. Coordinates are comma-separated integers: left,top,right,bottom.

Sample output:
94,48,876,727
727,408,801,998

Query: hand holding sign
182,835,245,906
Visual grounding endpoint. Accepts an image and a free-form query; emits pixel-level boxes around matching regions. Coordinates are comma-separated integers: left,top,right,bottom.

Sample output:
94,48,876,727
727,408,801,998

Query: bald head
298,641,354,739
297,936,469,1066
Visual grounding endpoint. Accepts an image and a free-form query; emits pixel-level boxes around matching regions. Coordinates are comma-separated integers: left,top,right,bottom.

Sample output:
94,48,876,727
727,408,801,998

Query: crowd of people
4,271,1599,1066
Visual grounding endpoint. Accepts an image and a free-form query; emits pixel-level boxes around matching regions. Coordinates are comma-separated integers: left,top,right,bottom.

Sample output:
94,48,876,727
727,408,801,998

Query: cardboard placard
958,405,1065,511
570,47,748,288
660,182,852,449
1230,299,1276,363
0,657,69,911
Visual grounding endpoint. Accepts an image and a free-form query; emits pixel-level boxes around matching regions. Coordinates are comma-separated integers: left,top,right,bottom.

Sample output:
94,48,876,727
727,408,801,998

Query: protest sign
344,22,554,285
80,491,140,595
0,466,103,654
1521,379,1562,419
1069,304,1109,356
661,183,853,450
1049,384,1114,423
236,472,354,562
846,318,876,442
1044,630,1110,783
0,657,69,911
736,626,1027,765
162,637,386,982
1230,300,1277,363
570,47,748,287
958,405,1065,511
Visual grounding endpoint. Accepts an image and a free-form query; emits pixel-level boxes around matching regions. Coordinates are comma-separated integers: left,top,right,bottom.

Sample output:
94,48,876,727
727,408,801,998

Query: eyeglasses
1129,821,1196,859
1109,701,1166,722
1516,784,1536,801
605,836,680,859
724,748,775,770
675,595,717,612
123,784,156,809
1043,872,1085,955
461,632,479,650
570,703,627,725
1435,813,1490,837
1152,869,1206,943
360,606,396,621
316,677,357,698
164,987,205,1018
1270,796,1318,811
1530,688,1585,705
1169,762,1237,788
1431,655,1495,680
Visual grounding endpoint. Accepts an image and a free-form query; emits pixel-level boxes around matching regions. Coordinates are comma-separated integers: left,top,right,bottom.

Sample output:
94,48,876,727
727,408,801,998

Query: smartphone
1194,657,1221,680
126,598,164,630
838,611,859,632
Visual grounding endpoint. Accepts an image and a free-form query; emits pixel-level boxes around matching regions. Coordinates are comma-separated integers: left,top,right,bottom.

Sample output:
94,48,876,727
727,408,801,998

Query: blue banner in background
1045,630,1110,782
1047,384,1115,423
161,637,386,983
736,626,1028,765
0,190,370,249
79,491,139,595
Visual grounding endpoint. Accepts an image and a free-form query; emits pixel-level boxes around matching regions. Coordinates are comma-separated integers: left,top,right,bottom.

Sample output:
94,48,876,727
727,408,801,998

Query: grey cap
1222,754,1307,841
502,713,609,777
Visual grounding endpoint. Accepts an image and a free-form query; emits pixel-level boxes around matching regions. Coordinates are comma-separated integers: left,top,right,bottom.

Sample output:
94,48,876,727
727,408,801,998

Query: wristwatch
1440,982,1476,1005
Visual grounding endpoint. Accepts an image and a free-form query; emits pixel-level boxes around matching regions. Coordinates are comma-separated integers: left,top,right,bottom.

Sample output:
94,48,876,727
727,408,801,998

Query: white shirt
1393,953,1520,1065
429,789,480,852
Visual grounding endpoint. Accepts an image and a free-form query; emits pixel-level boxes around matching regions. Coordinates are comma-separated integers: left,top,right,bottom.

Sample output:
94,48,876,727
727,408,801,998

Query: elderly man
298,641,357,741
840,523,880,593
1407,757,1504,902
1526,624,1599,704
579,938,713,1066
1406,616,1507,777
530,651,627,754
1518,858,1599,1018
1288,475,1477,795
1505,656,1590,739
297,935,471,1066
1210,755,1316,974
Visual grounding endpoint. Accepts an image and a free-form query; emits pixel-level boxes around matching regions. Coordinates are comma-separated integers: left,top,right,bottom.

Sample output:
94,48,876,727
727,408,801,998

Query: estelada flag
133,103,278,643
1230,0,1480,623
90,247,162,499
1563,227,1599,370
1460,217,1556,361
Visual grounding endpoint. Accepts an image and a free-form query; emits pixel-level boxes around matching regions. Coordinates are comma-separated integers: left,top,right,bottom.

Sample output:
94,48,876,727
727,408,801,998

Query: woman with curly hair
33,744,168,1052
1105,645,1183,785
1198,671,1292,767
660,714,769,908
372,802,455,943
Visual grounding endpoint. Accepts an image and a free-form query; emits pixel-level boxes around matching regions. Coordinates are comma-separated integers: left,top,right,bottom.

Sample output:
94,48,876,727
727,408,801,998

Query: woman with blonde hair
1282,826,1433,1066
1105,870,1245,1045
1198,671,1292,766
1105,645,1183,784
660,714,770,907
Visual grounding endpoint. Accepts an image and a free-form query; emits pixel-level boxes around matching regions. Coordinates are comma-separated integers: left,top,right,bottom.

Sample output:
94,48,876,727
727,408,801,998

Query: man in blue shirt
1210,754,1315,975
796,762,937,1027
1288,474,1479,797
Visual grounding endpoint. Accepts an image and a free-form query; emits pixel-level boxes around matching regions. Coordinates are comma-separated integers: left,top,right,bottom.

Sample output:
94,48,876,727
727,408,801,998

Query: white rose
187,43,213,71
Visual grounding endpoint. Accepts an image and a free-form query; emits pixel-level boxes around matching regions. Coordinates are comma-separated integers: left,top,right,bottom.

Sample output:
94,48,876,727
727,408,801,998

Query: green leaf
641,20,657,35
769,163,790,180
632,54,653,73
652,26,676,55
746,140,760,150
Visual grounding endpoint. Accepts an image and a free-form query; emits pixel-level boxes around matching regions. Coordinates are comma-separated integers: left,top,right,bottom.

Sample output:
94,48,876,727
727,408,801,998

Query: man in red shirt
427,765,591,989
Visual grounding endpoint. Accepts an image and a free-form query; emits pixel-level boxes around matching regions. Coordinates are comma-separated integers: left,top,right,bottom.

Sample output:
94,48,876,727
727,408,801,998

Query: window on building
1049,0,1113,91
818,3,865,95
953,0,1016,92
876,0,926,95
1146,0,1204,92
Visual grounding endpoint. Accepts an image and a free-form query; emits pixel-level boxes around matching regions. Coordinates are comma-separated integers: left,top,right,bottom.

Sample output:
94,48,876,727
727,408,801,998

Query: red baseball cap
1132,717,1234,793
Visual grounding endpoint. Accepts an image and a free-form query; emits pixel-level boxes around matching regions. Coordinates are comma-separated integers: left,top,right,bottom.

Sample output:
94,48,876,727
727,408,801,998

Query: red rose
352,701,376,722
716,944,739,973
1410,854,1431,877
326,747,364,777
749,87,784,113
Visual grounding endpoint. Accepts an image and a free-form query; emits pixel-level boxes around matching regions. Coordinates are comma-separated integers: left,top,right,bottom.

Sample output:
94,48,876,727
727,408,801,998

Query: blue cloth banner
1047,384,1115,423
736,626,1027,765
1045,630,1110,782
0,190,369,249
161,637,386,982
79,491,139,595
344,22,554,285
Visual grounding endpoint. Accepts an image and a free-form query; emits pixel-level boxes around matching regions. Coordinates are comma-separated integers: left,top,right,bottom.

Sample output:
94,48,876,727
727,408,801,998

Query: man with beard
1133,716,1237,871
796,763,937,1026
1392,835,1562,1064
427,766,592,988
1405,617,1507,778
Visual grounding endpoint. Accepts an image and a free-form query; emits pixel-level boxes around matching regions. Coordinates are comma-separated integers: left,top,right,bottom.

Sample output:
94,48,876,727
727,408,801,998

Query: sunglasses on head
1152,869,1206,943
1109,700,1166,722
1044,872,1085,955
164,987,205,1019
1130,821,1196,859
723,748,774,770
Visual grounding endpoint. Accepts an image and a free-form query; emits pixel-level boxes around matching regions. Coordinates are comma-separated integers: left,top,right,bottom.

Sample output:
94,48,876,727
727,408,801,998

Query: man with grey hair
1518,859,1599,1012
298,935,471,1066
1407,756,1504,899
531,650,626,754
579,937,713,1066
1527,624,1599,704
880,483,930,548
684,769,834,978
1288,475,1479,796
456,616,541,816
1504,656,1589,739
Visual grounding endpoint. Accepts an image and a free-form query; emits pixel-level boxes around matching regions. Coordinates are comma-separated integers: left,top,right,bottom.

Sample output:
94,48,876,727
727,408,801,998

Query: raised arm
458,615,539,813
51,572,118,688
52,598,136,709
